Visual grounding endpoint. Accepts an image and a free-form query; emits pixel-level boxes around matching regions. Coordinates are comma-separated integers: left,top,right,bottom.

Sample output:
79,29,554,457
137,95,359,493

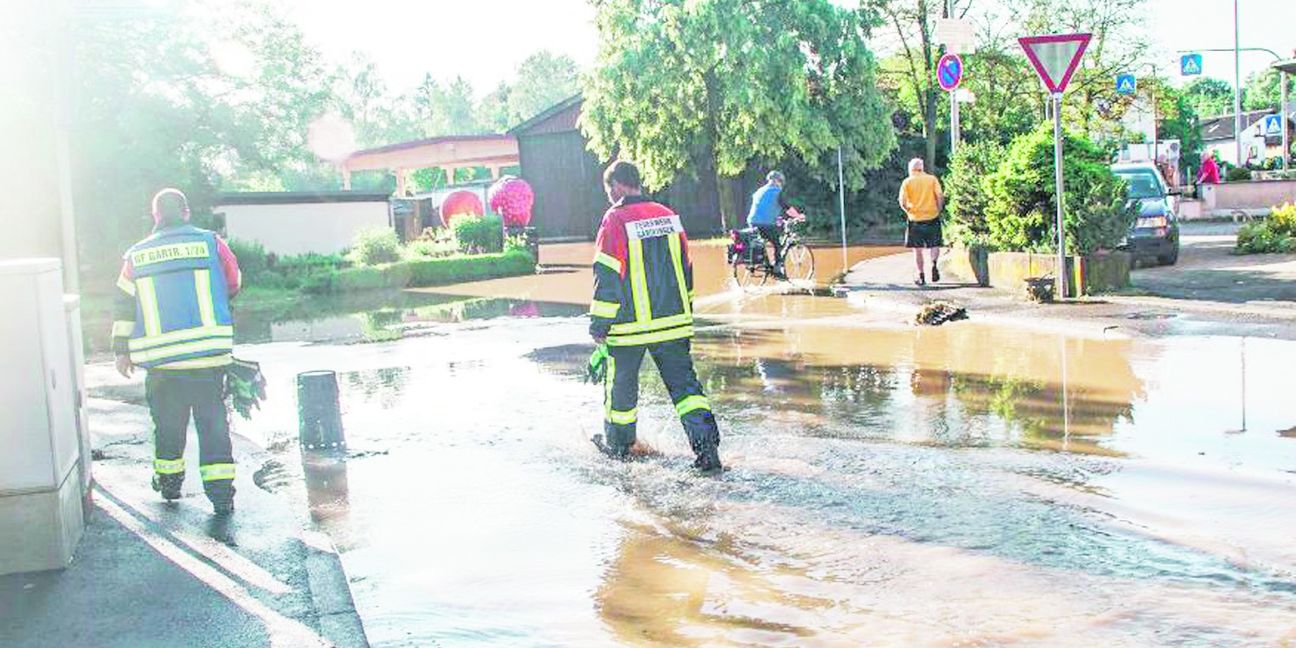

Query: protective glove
585,344,609,384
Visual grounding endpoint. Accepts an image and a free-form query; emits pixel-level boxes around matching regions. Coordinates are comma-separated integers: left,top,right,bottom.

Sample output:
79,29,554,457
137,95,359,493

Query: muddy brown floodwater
218,243,1296,647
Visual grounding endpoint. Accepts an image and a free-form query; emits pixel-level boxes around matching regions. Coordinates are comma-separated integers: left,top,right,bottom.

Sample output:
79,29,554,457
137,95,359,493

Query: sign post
937,53,965,157
1019,33,1091,299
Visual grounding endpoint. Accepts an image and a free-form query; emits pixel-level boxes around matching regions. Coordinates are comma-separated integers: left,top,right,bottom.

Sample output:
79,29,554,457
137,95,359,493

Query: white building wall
220,201,391,256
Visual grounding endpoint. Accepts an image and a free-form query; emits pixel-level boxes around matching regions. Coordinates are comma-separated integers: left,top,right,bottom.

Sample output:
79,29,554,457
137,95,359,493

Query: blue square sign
1116,74,1136,95
1263,114,1283,138
1181,53,1203,76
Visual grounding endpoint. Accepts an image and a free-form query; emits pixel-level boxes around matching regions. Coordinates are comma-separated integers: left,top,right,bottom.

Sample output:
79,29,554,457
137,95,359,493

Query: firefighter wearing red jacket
111,189,242,515
590,161,722,472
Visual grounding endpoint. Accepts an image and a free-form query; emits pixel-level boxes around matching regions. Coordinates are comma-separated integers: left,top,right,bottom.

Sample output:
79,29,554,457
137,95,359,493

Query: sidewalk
0,397,367,648
842,247,1296,340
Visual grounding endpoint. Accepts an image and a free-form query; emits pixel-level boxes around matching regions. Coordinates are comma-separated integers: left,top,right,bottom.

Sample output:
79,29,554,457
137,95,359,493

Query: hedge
302,248,535,294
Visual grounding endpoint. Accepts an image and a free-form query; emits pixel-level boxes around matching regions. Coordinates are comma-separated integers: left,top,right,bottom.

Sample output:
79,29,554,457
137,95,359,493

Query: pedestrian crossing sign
1263,114,1283,138
1181,53,1203,76
1116,74,1136,95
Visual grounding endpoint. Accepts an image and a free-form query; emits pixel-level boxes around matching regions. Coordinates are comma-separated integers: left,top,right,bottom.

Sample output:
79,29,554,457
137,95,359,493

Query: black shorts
905,219,943,248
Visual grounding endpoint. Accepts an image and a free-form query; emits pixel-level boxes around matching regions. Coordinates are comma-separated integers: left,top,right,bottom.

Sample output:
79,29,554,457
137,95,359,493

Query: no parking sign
937,54,963,92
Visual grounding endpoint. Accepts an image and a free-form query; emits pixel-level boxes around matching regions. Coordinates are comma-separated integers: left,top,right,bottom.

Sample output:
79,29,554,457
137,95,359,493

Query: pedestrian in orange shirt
898,158,945,286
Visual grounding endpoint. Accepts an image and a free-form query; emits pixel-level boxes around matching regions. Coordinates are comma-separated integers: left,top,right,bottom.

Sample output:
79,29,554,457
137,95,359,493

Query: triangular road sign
1019,33,1092,94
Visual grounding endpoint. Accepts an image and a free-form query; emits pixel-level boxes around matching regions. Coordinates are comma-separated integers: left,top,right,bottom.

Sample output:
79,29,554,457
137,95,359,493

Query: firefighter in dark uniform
111,189,242,515
590,161,722,472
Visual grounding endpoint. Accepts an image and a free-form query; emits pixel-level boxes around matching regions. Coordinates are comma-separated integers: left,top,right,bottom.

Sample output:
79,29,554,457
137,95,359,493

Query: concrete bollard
297,370,346,453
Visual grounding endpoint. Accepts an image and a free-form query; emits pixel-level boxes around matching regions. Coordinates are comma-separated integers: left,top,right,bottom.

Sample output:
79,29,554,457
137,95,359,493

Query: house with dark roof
1200,108,1294,166
508,94,762,239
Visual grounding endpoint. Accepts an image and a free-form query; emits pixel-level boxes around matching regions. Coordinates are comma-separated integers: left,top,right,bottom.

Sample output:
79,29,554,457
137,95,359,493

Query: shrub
944,140,1005,248
452,213,504,254
405,236,458,259
1270,202,1296,236
349,227,402,265
983,125,1135,255
228,239,271,282
1225,167,1252,182
1235,203,1296,254
406,248,535,287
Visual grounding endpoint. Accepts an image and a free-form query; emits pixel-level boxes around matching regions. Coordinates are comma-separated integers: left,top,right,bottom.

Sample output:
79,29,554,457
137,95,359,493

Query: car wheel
1157,249,1179,266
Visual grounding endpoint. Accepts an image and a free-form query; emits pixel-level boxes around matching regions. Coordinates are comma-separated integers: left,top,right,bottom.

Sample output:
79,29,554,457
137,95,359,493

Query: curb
300,530,369,648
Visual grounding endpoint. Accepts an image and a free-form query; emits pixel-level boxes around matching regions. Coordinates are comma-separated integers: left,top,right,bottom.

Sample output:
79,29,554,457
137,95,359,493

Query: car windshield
1117,171,1164,200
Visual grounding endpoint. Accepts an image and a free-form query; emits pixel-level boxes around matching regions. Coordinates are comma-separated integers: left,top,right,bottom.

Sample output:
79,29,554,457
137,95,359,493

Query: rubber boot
152,473,182,501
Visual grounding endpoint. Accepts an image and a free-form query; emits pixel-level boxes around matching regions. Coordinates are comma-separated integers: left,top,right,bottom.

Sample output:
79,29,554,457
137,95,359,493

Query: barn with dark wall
510,94,761,240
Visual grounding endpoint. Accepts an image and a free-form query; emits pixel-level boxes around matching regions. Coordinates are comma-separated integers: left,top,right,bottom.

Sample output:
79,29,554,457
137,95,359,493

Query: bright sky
284,0,1293,94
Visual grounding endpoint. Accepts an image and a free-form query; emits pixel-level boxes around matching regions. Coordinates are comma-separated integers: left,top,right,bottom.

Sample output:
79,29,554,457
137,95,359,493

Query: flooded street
161,245,1296,645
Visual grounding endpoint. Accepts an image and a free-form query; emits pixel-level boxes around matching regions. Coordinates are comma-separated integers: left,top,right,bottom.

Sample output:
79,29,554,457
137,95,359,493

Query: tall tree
507,51,580,125
1244,68,1295,112
865,0,973,169
582,0,895,227
1182,77,1234,119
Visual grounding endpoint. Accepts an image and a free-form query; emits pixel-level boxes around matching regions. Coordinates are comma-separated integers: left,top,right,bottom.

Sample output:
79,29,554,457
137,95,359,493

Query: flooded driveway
169,244,1296,645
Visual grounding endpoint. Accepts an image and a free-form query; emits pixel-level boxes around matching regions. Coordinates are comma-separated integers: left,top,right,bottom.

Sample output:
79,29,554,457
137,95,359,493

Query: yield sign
1019,33,1092,94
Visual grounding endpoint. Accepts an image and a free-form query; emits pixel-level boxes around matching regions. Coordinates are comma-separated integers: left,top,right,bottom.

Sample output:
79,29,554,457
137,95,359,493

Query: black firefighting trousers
603,338,720,456
146,368,236,503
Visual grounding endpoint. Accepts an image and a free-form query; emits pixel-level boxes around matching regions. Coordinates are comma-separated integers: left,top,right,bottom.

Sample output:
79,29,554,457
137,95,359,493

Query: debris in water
1023,277,1055,303
914,301,968,326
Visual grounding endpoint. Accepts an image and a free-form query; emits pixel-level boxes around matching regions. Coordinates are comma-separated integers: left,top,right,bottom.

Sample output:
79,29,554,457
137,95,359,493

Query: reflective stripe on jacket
117,225,235,369
590,197,694,347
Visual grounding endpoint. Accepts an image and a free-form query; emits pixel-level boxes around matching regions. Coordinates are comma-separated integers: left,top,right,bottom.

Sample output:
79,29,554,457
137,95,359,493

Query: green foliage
301,249,535,294
349,228,402,266
452,214,504,254
405,249,536,287
945,140,1007,247
508,51,580,125
228,239,271,283
404,236,459,260
983,125,1136,255
1226,167,1252,182
582,0,895,209
1183,78,1234,118
1243,68,1295,112
1236,206,1296,254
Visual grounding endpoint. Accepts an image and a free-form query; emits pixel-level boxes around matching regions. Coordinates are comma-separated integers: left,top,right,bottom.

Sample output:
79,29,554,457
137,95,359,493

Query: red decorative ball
488,176,535,227
440,191,484,227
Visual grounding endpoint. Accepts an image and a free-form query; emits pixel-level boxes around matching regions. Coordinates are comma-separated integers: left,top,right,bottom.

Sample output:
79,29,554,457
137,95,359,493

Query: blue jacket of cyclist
745,171,802,267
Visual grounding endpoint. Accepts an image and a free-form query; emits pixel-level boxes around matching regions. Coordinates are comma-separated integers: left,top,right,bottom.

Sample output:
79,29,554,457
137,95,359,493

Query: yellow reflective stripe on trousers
608,326,693,347
608,408,637,425
675,395,711,416
117,275,136,296
590,300,620,318
111,320,136,337
131,337,234,363
154,458,185,475
200,463,236,482
136,276,163,337
609,313,692,336
667,233,691,316
603,355,616,420
594,252,622,273
194,269,217,327
153,354,234,370
129,325,234,351
628,238,651,324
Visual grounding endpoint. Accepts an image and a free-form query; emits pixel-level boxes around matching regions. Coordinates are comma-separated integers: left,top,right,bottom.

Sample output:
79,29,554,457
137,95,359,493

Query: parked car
1112,162,1180,266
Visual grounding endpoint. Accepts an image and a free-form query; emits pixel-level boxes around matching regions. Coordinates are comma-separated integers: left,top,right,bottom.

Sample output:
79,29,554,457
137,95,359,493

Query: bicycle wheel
783,243,815,285
733,259,764,288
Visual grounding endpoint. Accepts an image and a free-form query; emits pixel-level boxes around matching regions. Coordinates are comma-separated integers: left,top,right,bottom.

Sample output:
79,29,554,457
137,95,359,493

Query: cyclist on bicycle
746,171,802,277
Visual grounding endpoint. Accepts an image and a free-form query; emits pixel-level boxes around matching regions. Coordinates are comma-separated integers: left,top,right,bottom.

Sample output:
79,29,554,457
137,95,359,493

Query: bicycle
726,218,815,288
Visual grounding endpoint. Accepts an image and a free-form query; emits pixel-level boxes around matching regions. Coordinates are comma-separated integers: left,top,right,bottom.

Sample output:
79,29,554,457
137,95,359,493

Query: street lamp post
1233,0,1243,167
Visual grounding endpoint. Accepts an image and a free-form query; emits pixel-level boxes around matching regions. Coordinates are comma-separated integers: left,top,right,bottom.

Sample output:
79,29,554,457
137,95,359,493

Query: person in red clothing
588,161,722,472
110,188,243,514
1197,152,1221,185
